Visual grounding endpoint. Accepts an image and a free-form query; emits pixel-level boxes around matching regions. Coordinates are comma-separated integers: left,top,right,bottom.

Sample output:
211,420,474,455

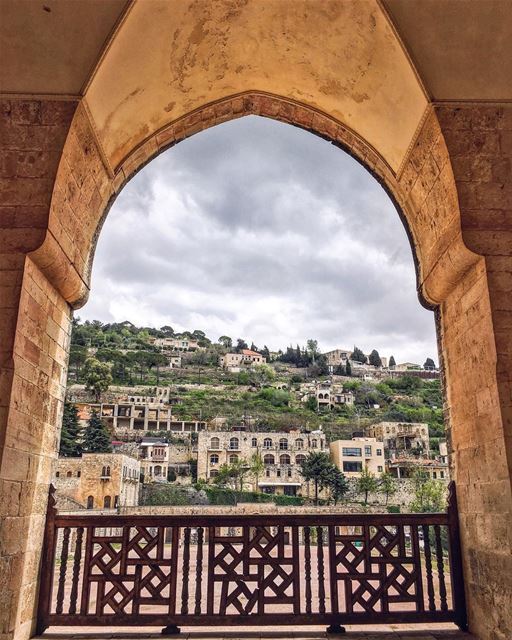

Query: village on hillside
55,320,448,513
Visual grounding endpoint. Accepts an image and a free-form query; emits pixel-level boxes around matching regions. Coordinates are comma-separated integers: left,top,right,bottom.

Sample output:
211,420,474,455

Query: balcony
37,484,466,636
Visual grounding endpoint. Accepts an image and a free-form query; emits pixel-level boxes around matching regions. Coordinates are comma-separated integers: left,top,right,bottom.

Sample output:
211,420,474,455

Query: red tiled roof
241,349,262,356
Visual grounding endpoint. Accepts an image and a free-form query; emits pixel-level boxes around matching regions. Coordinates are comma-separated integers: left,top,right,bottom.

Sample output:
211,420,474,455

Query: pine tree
82,410,112,453
351,346,367,363
59,402,83,457
345,360,352,376
369,349,382,367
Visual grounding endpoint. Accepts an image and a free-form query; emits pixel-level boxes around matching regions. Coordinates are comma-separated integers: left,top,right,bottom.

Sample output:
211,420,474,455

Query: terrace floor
36,624,475,639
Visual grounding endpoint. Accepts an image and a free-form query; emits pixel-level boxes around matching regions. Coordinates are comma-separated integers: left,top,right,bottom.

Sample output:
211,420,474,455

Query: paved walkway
36,624,475,640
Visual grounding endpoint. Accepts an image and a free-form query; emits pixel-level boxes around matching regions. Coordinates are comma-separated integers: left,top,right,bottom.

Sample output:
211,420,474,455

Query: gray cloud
82,116,437,365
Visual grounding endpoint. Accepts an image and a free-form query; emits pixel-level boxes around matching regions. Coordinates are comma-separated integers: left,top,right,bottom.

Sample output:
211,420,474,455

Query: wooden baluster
316,526,326,614
181,527,191,614
434,524,448,611
422,524,436,611
304,526,312,614
194,527,204,615
56,527,70,614
68,527,83,615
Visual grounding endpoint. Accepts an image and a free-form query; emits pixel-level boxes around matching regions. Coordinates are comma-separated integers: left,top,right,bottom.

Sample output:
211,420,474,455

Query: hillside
68,319,445,448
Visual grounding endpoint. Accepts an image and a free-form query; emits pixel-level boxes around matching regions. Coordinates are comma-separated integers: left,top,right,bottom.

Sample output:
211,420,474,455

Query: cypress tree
82,410,112,453
389,355,396,368
59,402,83,457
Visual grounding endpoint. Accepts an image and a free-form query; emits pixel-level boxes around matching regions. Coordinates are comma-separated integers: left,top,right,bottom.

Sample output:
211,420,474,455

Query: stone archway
1,2,511,638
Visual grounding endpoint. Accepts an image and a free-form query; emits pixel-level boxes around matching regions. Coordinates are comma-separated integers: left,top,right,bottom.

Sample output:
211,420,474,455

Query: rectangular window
378,466,383,472
440,471,445,479
343,461,363,472
364,446,372,456
342,447,362,457
376,449,382,456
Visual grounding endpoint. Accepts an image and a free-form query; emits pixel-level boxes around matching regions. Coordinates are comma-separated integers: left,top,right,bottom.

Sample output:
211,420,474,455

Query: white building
220,349,266,372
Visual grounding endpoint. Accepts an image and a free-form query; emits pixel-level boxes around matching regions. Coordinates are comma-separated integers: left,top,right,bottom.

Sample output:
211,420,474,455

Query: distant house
323,348,352,373
154,336,200,352
220,349,266,372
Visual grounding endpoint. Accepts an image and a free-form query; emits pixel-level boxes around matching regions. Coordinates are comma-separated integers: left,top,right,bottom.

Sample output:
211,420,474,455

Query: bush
387,505,400,513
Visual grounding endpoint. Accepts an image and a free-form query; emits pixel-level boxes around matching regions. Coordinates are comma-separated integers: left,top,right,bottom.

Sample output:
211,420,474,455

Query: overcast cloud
81,116,438,365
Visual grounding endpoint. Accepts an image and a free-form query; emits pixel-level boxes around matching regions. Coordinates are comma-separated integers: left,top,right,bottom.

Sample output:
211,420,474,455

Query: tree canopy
59,402,83,457
82,410,112,453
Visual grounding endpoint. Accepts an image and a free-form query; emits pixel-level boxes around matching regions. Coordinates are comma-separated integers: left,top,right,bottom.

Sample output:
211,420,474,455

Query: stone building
197,428,326,496
367,421,430,458
139,436,194,482
219,349,266,371
2,3,512,638
153,336,200,351
53,453,140,509
330,437,386,477
323,348,352,372
315,383,355,410
387,456,450,481
76,400,206,439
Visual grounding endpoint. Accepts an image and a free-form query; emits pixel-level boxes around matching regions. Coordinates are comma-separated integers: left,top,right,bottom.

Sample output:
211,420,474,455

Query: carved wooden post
36,484,58,635
447,481,468,631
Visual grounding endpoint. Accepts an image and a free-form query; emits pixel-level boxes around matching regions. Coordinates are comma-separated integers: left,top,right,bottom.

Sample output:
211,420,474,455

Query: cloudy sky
82,116,438,365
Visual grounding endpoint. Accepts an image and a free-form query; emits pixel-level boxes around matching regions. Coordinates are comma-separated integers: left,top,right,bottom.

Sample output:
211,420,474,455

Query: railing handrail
52,510,450,528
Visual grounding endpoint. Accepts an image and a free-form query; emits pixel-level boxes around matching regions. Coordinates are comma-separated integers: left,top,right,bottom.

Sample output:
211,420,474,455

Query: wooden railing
37,482,466,635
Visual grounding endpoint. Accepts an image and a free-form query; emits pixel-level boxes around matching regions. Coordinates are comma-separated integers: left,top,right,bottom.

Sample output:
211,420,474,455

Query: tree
59,403,83,457
261,345,270,360
299,452,332,505
249,453,265,492
305,396,317,412
236,338,248,352
83,357,112,401
379,472,397,505
82,410,112,453
389,355,396,368
159,325,174,336
351,346,367,364
306,339,319,364
357,467,378,504
369,349,382,368
424,357,436,370
218,335,232,349
410,469,445,512
345,360,352,376
327,467,349,504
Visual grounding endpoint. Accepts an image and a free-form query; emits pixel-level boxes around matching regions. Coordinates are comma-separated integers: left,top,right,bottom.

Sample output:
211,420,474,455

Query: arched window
263,438,273,449
210,469,219,478
66,470,72,477
114,495,119,508
263,454,275,465
101,466,106,477
251,437,257,447
210,437,220,449
86,496,94,509
311,439,318,448
154,465,162,476
280,454,291,465
55,471,60,478
296,454,306,465
229,437,239,450
279,438,288,450
229,454,239,464
104,496,111,508
295,439,304,449
210,454,219,465
106,466,111,476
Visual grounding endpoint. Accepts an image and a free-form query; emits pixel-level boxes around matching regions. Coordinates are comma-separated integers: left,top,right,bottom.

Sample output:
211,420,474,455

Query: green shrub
387,505,400,513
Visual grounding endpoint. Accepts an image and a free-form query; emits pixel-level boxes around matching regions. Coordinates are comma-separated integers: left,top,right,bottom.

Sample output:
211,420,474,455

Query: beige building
154,336,200,351
387,457,449,481
220,349,266,371
53,453,140,509
324,348,352,372
197,429,326,496
367,421,430,458
139,437,194,482
315,383,355,410
330,437,385,477
76,401,206,439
